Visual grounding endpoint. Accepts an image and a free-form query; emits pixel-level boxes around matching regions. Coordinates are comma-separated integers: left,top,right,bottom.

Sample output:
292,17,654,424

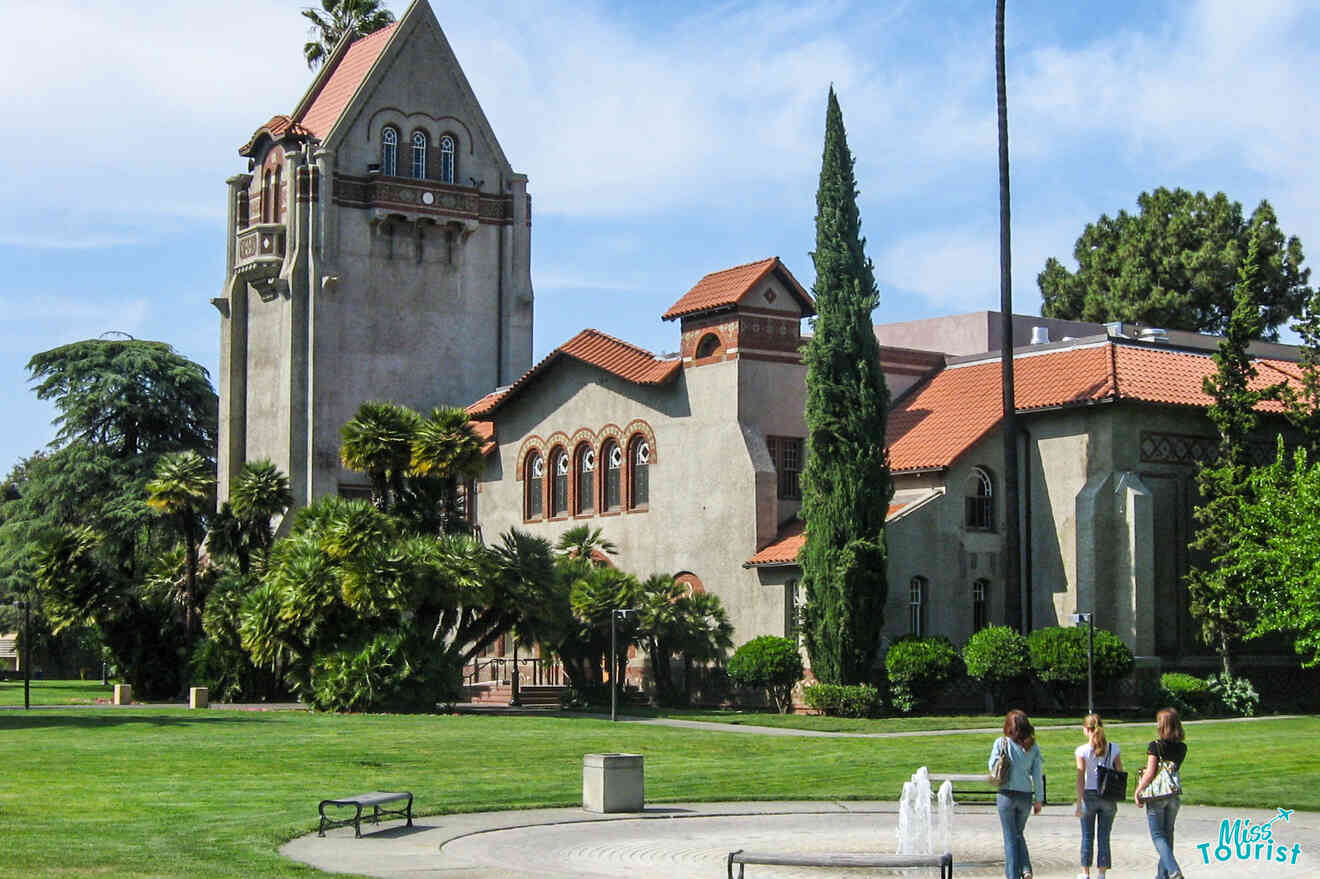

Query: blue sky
3,0,1317,475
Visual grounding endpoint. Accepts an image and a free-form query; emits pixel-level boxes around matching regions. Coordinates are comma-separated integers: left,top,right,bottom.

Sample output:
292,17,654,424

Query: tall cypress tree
799,88,893,685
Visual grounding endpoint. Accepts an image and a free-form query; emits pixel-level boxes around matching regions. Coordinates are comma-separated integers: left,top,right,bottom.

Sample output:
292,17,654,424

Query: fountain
896,767,954,856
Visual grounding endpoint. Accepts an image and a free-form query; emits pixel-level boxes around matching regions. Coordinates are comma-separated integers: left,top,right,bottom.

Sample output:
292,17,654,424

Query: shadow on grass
0,711,289,731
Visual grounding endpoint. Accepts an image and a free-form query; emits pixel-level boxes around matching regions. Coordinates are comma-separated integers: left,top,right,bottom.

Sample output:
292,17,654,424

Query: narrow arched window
603,441,622,511
525,452,543,520
973,578,989,631
629,437,650,509
909,576,927,636
440,135,455,184
551,448,569,516
576,445,595,515
965,466,994,531
411,131,428,179
261,170,273,222
381,126,399,176
695,333,720,359
271,165,282,222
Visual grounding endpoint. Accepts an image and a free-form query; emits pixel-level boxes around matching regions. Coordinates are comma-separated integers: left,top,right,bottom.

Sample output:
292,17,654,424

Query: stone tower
215,0,533,507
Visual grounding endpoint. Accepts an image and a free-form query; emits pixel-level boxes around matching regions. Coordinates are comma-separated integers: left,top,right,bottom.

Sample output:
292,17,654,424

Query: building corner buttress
506,173,533,383
217,173,252,507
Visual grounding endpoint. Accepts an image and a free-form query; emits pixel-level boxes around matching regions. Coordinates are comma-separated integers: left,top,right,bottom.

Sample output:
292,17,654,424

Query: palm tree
340,401,420,510
145,450,214,636
230,459,293,555
996,0,1023,632
554,525,618,565
302,0,395,69
410,407,486,532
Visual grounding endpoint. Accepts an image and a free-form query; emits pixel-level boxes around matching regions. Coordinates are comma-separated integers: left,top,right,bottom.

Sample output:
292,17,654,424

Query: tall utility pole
996,0,1023,633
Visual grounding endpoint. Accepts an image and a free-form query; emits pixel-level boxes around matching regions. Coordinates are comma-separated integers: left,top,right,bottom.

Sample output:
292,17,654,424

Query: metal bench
727,850,953,878
317,791,413,838
928,772,1046,805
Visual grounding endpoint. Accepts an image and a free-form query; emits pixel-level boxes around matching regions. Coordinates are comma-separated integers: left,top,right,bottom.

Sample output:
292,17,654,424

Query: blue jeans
997,790,1033,879
1145,796,1182,878
1080,790,1117,868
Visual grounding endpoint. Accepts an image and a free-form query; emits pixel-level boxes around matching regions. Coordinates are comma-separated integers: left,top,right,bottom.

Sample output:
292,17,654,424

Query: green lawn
641,708,1124,732
0,710,1314,878
0,678,114,706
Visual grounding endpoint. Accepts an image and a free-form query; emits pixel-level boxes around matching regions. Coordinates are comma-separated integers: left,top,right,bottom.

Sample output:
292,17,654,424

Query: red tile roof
467,329,681,418
889,339,1299,473
662,257,815,321
745,502,917,567
296,23,398,140
469,419,496,456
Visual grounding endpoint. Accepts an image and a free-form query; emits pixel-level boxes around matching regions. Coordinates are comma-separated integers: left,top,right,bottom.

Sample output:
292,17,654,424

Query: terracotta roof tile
469,419,496,456
890,340,1299,473
466,329,680,418
662,257,815,320
238,115,313,156
745,502,917,566
297,23,398,140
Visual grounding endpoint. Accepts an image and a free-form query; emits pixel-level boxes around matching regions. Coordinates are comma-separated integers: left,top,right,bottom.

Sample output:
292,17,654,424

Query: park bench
727,849,953,878
928,772,1047,806
317,791,413,838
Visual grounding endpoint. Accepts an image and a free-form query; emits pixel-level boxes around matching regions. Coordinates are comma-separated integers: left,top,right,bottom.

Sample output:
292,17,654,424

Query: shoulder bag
1141,741,1182,801
988,736,1012,786
1096,743,1128,801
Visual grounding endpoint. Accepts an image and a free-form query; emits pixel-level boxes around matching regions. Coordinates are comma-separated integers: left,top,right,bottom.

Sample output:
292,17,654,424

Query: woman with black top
1134,707,1187,879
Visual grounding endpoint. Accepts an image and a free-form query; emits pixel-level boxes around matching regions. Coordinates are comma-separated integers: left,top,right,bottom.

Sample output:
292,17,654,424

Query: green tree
340,401,420,511
1039,188,1312,339
1186,236,1282,676
727,635,803,713
145,451,215,637
635,574,733,706
799,87,893,685
1284,285,1320,449
302,0,395,69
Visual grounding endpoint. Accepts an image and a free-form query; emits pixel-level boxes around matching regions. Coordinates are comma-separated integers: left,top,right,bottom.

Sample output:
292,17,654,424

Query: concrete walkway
282,799,1318,878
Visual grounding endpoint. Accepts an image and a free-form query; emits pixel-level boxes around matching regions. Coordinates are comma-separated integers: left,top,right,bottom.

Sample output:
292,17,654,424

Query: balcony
234,224,286,300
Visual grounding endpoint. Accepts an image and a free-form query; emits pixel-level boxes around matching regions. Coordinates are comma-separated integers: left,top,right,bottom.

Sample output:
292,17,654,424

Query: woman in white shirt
1074,713,1123,879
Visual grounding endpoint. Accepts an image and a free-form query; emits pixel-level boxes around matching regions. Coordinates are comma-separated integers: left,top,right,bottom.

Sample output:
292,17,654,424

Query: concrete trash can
189,687,209,709
113,684,132,705
582,753,644,813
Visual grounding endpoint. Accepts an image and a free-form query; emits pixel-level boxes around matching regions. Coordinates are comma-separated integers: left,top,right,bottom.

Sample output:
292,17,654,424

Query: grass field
0,678,113,706
0,707,1314,878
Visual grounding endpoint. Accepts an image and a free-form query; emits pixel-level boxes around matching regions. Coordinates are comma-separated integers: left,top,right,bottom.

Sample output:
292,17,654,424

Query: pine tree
799,88,893,685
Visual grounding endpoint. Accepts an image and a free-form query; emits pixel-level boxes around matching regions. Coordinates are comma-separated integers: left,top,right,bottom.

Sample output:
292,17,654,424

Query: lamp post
9,599,31,711
610,608,636,723
1071,611,1094,715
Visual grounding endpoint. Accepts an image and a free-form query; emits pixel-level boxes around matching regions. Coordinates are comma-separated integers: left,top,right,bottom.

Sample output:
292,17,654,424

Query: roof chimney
1030,326,1050,345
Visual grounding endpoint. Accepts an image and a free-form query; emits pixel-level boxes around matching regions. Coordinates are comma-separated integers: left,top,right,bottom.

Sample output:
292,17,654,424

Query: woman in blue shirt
990,709,1045,879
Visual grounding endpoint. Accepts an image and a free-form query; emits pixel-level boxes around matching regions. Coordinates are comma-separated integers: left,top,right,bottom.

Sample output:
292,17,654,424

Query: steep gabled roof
467,329,681,419
888,337,1298,473
662,257,815,321
295,23,399,140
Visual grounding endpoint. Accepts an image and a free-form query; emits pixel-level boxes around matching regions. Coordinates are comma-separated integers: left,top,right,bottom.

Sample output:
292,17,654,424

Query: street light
7,599,31,711
610,608,636,723
1071,611,1094,715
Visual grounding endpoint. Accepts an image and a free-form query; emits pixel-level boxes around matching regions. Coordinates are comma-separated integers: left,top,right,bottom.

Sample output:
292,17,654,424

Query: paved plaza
283,799,1319,878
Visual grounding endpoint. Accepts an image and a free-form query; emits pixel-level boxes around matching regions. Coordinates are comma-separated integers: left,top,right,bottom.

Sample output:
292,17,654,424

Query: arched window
261,170,273,222
381,126,399,176
629,437,649,509
965,466,994,531
439,135,456,184
551,448,569,516
695,332,720,359
784,578,801,639
973,578,989,631
271,165,282,222
411,131,428,179
524,452,543,520
603,441,622,511
575,445,595,515
909,576,927,636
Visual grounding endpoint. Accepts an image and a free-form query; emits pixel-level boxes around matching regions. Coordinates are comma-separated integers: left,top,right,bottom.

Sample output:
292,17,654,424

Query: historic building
216,0,532,507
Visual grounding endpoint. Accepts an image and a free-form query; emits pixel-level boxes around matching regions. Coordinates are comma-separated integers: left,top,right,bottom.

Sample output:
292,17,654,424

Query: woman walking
1134,708,1186,879
1074,713,1122,879
990,709,1045,879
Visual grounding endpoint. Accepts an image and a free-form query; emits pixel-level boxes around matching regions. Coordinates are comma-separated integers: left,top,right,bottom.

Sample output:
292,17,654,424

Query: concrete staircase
465,682,565,708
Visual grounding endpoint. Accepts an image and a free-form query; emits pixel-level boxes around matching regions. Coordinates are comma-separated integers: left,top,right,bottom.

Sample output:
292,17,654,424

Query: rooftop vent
1138,327,1170,343
1030,326,1050,345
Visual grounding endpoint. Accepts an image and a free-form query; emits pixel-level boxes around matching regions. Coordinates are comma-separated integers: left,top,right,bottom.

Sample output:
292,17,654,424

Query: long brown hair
1084,713,1108,757
1004,709,1035,749
1156,707,1184,742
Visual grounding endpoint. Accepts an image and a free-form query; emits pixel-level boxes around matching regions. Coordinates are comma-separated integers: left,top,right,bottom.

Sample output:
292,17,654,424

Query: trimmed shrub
727,635,804,713
1028,625,1135,708
802,682,884,717
1159,672,1217,717
885,635,964,713
963,626,1030,711
1206,672,1259,717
